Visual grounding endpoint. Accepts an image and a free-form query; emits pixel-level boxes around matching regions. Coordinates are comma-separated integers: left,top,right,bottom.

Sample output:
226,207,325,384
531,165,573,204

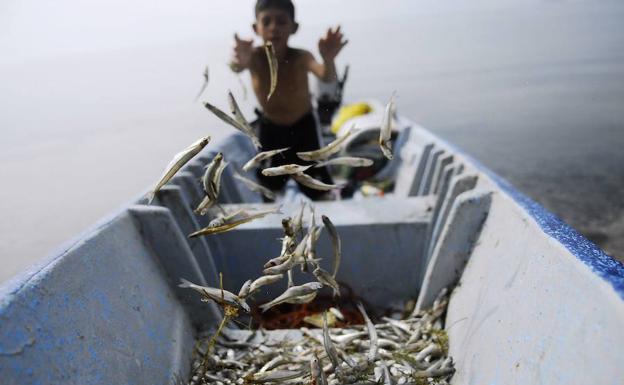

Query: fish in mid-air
314,156,374,168
296,129,353,161
291,172,344,191
146,136,210,204
322,215,341,278
189,207,281,238
194,153,226,215
242,147,290,172
204,100,261,149
227,90,262,149
261,164,312,177
178,278,250,312
379,93,396,160
194,65,209,101
259,282,323,312
264,42,278,100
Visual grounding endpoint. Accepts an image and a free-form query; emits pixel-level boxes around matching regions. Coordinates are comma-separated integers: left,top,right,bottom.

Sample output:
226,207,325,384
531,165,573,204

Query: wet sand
1,0,623,284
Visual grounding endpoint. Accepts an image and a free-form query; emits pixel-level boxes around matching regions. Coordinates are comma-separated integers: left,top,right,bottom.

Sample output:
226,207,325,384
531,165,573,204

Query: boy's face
253,8,298,47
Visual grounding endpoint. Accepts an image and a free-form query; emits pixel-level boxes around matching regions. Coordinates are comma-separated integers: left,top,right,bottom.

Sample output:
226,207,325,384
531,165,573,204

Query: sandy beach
1,0,623,284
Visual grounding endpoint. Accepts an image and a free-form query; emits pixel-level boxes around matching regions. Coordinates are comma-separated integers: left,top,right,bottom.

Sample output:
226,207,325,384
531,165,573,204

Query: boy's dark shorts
253,110,334,200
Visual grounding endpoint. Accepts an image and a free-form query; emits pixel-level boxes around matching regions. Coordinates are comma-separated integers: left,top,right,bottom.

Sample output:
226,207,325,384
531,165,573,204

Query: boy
230,0,348,200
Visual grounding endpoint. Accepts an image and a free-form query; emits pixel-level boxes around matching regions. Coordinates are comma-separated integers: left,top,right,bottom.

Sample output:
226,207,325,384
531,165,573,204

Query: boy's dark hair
255,0,295,21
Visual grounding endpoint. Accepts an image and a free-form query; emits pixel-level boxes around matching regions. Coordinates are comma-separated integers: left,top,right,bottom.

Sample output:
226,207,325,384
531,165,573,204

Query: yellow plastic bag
330,102,372,134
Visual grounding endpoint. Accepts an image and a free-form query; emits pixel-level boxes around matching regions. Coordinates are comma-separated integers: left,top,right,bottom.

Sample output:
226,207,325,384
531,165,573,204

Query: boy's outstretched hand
318,26,348,62
230,33,254,72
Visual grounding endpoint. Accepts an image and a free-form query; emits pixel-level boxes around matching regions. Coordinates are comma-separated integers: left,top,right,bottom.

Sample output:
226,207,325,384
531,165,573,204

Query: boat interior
1,115,622,384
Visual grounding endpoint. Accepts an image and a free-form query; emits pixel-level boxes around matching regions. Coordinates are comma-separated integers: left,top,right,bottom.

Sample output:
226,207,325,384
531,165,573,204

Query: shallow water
1,0,623,283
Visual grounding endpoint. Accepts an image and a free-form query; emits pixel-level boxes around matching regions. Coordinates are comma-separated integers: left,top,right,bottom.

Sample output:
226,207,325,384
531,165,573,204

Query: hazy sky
2,0,563,62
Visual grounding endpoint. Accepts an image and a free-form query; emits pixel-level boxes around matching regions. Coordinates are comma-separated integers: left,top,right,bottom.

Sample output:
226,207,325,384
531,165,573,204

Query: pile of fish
173,201,455,385
185,289,453,385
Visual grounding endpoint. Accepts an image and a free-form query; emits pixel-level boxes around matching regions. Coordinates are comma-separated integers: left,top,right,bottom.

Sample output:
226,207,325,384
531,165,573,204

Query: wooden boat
1,102,622,384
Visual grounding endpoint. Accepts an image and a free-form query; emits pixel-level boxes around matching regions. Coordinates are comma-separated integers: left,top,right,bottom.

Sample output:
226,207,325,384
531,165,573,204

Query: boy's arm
306,52,338,83
307,26,348,82
230,33,254,73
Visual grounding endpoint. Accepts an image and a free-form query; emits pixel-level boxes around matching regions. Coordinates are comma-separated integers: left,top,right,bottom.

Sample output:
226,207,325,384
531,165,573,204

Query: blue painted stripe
423,126,624,300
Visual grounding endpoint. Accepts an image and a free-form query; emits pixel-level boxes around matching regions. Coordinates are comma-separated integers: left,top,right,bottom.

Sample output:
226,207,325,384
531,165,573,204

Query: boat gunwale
406,120,624,300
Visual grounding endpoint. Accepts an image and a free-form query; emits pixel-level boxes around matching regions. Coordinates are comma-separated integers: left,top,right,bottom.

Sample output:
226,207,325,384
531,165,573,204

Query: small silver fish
330,331,368,345
237,279,252,298
380,361,394,385
415,343,442,362
292,172,344,191
213,160,228,197
282,216,295,238
278,231,296,260
201,153,224,195
248,274,283,295
296,130,353,162
323,312,342,371
232,170,276,200
303,209,318,271
261,164,312,177
322,215,341,278
242,147,290,172
263,253,290,269
357,302,378,362
379,93,396,160
310,353,328,385
227,90,262,149
205,100,260,149
178,278,250,312
245,369,305,384
291,233,310,264
314,156,373,168
259,282,323,312
204,101,246,131
194,65,209,101
286,268,295,288
292,201,307,236
264,42,278,101
189,206,281,237
195,153,225,215
328,307,345,321
412,366,455,379
259,356,288,373
147,136,210,204
262,254,297,275
283,291,317,304
207,208,246,229
313,267,340,297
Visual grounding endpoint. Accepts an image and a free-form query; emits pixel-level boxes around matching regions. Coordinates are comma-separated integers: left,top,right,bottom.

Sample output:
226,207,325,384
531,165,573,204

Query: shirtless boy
230,0,348,200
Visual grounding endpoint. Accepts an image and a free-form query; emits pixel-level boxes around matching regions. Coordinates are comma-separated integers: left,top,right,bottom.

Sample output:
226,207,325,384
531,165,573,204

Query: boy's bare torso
250,47,312,125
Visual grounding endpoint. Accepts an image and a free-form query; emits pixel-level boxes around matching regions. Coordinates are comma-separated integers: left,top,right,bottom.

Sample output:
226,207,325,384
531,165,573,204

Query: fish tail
259,302,272,313
178,278,194,289
252,136,262,150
